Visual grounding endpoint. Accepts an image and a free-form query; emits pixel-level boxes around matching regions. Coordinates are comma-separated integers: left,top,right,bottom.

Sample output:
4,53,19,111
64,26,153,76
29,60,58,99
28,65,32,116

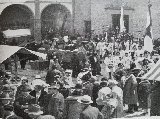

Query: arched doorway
0,4,34,44
41,4,71,39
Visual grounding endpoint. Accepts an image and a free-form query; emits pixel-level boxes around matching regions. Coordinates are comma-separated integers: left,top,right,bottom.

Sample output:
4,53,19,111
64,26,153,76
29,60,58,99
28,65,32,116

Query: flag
120,6,125,32
141,59,160,81
143,4,153,53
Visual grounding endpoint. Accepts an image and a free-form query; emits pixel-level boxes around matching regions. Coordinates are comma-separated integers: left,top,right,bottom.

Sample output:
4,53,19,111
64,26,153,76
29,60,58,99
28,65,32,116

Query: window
84,20,91,35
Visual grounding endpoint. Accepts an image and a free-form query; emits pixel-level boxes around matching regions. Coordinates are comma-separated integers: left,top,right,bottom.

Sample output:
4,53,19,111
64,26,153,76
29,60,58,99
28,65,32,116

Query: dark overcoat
43,92,64,119
29,90,47,107
150,82,160,116
45,69,61,85
123,76,138,104
13,94,35,119
79,105,104,119
63,96,83,119
138,80,151,109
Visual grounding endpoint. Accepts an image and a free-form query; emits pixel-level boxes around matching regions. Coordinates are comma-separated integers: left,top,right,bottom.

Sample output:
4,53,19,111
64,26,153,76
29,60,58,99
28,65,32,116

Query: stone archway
41,4,71,39
0,4,34,36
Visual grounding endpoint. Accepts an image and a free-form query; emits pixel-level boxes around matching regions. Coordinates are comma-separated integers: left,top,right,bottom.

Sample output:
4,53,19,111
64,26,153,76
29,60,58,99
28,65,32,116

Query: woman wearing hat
96,81,113,119
14,85,34,119
89,52,101,76
108,80,123,118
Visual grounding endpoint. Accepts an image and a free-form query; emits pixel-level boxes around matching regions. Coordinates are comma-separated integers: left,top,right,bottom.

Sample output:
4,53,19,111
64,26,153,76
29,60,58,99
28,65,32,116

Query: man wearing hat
89,52,101,76
78,95,104,119
1,84,15,104
138,78,151,115
25,104,55,119
14,85,34,119
45,64,62,85
32,75,49,89
64,86,83,119
43,84,64,119
3,104,22,119
0,93,12,118
1,85,12,94
123,74,138,113
15,76,29,100
29,84,47,108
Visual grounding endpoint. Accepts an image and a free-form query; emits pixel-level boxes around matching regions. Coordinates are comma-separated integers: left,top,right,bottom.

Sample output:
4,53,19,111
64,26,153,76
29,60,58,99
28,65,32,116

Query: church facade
0,0,160,41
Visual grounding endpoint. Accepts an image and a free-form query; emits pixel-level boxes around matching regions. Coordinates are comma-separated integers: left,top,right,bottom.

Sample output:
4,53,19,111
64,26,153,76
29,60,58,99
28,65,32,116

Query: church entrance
112,14,129,33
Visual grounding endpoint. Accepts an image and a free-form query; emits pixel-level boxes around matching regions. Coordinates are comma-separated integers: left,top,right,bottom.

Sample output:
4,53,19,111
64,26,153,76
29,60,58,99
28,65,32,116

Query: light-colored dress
104,57,114,73
96,87,113,119
112,86,124,118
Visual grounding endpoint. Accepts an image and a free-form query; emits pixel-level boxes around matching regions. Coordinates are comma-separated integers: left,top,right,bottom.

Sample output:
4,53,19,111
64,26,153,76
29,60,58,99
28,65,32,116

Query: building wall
91,0,109,35
0,0,160,39
130,0,160,39
74,0,91,34
90,0,160,39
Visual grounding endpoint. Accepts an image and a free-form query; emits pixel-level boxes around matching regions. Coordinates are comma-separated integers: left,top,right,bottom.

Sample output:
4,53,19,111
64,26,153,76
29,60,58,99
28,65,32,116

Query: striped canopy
141,59,160,81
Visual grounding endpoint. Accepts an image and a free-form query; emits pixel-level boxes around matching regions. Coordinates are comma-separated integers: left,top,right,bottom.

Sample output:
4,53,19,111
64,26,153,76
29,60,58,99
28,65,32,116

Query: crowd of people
0,33,160,119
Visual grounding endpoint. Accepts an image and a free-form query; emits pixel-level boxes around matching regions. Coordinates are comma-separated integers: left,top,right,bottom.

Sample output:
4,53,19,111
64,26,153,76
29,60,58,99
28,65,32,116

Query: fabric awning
3,29,31,38
141,59,160,81
0,45,47,63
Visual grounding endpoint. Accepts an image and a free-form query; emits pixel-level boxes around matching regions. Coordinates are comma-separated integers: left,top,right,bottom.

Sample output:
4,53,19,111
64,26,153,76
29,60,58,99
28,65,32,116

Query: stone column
72,0,75,35
34,0,41,43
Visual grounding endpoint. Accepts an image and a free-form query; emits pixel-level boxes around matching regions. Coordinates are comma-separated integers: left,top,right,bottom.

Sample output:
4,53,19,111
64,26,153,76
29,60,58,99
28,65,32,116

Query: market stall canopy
141,59,160,81
3,29,31,38
0,45,47,63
